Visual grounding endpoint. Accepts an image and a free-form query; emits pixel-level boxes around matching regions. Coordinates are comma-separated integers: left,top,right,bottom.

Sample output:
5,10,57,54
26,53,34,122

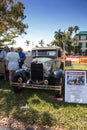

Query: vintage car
11,46,64,96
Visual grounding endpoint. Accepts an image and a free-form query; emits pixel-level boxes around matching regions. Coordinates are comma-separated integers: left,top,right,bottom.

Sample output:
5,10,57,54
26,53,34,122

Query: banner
65,70,87,104
61,56,87,64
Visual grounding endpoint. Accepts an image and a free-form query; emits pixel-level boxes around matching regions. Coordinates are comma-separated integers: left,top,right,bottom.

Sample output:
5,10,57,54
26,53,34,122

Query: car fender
54,69,63,79
12,69,26,82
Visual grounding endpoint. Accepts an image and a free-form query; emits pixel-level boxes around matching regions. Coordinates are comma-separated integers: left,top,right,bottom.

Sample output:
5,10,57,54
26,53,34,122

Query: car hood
32,57,55,77
32,57,54,63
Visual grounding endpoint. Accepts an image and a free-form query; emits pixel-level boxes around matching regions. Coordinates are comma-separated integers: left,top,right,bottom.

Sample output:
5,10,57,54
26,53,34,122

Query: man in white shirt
6,47,19,82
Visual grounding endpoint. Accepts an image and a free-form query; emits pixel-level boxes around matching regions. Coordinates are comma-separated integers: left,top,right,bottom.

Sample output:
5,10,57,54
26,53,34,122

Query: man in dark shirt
18,47,26,68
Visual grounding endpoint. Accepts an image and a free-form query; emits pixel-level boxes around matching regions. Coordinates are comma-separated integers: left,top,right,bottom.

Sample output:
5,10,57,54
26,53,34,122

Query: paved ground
0,126,52,130
0,126,13,130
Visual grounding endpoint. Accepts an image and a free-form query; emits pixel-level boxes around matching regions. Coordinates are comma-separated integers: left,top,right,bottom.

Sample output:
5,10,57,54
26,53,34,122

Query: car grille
31,63,43,82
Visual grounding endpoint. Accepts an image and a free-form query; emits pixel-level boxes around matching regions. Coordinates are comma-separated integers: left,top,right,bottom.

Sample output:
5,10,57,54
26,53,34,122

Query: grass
0,77,87,130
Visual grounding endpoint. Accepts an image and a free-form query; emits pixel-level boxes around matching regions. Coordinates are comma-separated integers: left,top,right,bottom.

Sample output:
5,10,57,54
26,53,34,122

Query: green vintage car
11,47,64,97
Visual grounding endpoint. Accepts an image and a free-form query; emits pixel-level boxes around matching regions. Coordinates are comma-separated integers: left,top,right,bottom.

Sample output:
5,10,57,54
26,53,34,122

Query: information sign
65,70,87,104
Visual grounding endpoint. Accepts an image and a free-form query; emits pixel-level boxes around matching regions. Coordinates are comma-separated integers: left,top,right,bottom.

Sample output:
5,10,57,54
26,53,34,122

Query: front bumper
11,82,62,91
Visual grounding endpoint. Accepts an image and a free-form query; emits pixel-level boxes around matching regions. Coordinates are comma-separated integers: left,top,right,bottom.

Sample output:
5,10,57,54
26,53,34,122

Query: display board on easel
65,70,87,104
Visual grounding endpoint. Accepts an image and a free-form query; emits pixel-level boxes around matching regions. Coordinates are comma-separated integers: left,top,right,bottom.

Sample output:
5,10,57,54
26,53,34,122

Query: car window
32,50,56,57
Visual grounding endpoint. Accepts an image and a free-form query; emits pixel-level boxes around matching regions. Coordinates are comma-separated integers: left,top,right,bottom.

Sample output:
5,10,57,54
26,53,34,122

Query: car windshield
32,50,56,57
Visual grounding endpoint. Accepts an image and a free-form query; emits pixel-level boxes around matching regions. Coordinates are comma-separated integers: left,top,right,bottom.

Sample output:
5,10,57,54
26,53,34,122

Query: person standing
0,46,10,61
0,46,10,80
18,47,26,68
6,47,19,83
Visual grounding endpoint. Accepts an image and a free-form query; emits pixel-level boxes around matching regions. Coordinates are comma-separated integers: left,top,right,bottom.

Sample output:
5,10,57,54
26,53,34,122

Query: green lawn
0,78,87,130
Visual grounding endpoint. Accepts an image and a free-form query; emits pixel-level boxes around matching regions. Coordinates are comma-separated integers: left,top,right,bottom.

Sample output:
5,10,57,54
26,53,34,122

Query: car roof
32,46,62,51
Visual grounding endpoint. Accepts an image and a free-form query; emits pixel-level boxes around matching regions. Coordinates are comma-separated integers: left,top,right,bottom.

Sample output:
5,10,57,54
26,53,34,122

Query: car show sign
65,70,87,104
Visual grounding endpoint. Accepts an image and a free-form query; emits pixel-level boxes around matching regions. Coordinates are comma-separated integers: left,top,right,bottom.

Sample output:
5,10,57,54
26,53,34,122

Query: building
76,31,87,55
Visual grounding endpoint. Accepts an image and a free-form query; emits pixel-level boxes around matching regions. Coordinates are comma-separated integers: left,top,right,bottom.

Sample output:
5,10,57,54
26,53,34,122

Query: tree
54,29,62,39
9,39,16,46
68,26,79,35
52,26,79,55
25,40,30,47
74,26,79,33
35,45,39,48
46,43,52,47
0,0,28,46
51,29,63,48
52,29,71,53
38,40,44,47
68,26,74,35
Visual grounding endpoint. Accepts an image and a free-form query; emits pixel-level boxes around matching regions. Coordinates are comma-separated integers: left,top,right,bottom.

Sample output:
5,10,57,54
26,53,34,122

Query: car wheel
12,86,22,93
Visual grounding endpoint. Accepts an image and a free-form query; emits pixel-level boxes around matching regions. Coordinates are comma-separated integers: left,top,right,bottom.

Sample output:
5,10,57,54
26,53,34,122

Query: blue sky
15,0,87,51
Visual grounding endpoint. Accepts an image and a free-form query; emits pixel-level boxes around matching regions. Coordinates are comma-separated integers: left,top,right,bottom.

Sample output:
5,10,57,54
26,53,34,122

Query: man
6,47,19,82
18,47,26,68
0,46,10,61
0,46,10,80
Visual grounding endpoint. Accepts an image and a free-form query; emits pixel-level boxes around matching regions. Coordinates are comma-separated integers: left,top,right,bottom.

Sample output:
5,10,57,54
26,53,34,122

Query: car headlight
44,63,51,72
44,80,48,85
22,64,29,70
18,77,23,83
43,63,52,77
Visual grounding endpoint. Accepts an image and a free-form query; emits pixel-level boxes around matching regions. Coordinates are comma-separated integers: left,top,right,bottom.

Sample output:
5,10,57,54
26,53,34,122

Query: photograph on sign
67,71,85,86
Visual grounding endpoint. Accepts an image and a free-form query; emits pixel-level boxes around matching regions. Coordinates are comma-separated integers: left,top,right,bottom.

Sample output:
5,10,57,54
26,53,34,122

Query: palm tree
54,29,62,39
35,45,39,48
25,40,30,47
46,43,52,47
68,26,74,35
38,40,44,47
52,26,80,55
60,31,72,55
74,25,79,33
53,29,63,48
53,30,71,49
